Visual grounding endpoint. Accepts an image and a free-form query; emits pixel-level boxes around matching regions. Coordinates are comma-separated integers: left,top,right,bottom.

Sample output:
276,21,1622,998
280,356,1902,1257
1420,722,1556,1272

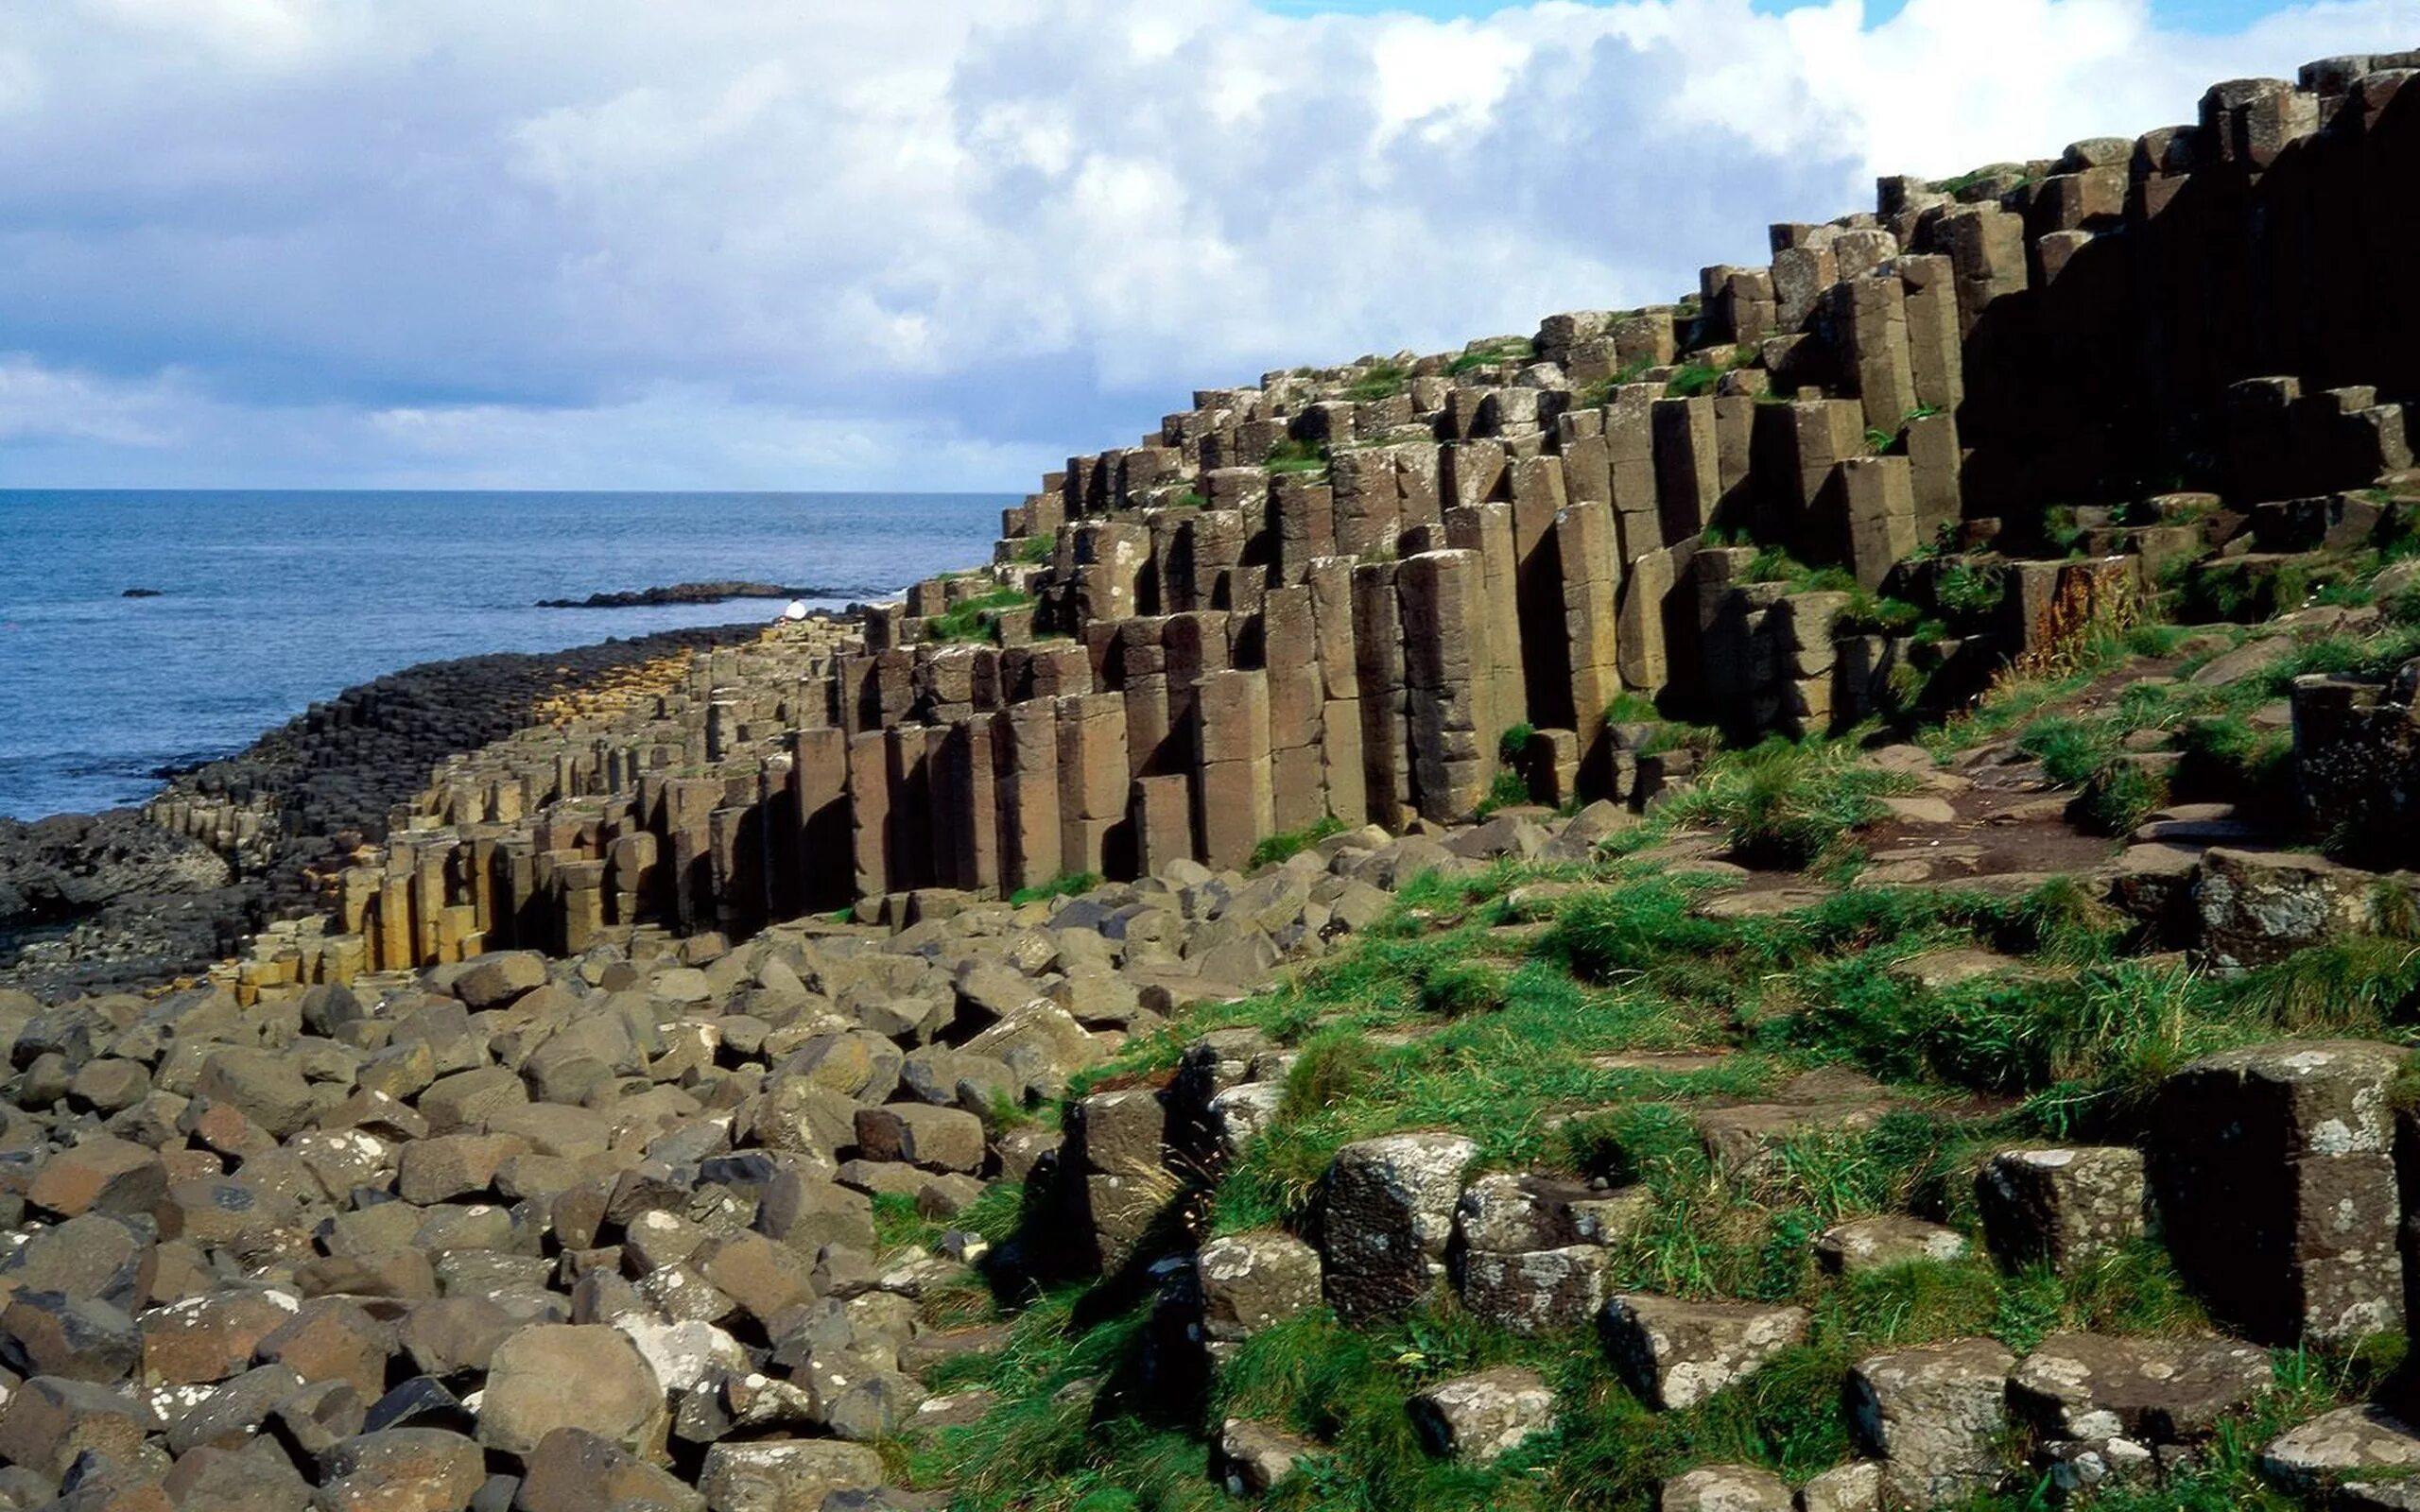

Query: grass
1448,339,1534,376
1250,816,1346,870
1665,364,1720,399
926,587,1037,644
902,824,2420,1509
1934,561,2005,617
901,547,2420,1510
1475,765,1537,819
1743,546,1858,595
1015,534,1056,565
1657,734,1917,871
1344,363,1409,403
1834,592,1925,636
1267,439,1331,476
1011,871,1103,907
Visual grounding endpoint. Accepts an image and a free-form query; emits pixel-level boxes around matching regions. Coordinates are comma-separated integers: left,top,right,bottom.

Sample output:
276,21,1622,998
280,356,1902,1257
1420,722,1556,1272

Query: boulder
2151,1040,2408,1343
1321,1132,1475,1322
1408,1366,1555,1465
1975,1147,2145,1272
1458,1246,1609,1335
451,951,548,1009
1847,1338,2016,1506
1197,1231,1322,1360
1601,1295,1809,1410
1656,1464,1791,1510
2259,1403,2420,1488
475,1324,666,1463
1814,1216,1968,1275
696,1439,885,1512
315,1428,490,1512
2006,1333,2270,1442
1218,1418,1314,1495
1795,1460,1884,1512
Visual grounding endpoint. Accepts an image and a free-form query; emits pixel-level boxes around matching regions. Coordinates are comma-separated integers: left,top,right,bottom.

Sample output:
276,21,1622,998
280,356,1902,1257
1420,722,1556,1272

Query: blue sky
0,0,2406,491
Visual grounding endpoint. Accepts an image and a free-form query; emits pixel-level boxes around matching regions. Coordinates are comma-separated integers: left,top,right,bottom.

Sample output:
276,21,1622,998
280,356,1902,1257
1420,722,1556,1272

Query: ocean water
0,490,1012,820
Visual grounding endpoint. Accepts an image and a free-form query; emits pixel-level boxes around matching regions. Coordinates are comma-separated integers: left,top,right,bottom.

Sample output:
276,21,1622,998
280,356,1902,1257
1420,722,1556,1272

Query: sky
0,0,2410,493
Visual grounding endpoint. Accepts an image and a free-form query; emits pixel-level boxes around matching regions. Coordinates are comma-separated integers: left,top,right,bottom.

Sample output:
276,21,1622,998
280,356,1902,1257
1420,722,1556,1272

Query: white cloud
0,0,2404,489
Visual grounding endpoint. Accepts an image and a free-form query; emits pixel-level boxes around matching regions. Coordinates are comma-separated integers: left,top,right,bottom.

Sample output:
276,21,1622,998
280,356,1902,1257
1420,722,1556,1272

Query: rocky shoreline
0,624,777,1000
536,583,870,610
0,49,2414,1512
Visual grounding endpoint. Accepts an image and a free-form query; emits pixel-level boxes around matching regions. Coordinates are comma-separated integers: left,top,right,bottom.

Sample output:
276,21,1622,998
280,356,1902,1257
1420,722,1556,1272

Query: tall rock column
1397,550,1495,823
2152,1041,2408,1344
1351,560,1413,830
1555,499,1622,797
1443,501,1526,760
1054,692,1130,881
1194,670,1276,871
1260,586,1328,833
996,700,1063,894
1308,558,1368,828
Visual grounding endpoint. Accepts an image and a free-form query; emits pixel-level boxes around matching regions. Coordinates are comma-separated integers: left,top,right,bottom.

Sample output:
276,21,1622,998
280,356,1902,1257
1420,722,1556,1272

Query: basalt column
847,731,891,900
1556,498,1622,797
1056,692,1131,881
1255,585,1329,833
1397,549,1495,823
1351,559,1413,830
1443,500,1526,763
1308,558,1369,828
790,727,853,912
1193,669,1276,871
997,699,1063,895
1510,456,1575,736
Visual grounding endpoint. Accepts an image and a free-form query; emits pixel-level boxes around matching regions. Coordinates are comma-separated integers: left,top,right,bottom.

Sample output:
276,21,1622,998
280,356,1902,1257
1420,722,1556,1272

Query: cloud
0,0,2405,490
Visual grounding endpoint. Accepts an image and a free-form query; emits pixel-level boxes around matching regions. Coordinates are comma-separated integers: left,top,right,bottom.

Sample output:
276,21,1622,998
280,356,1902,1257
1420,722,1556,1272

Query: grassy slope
887,553,2420,1511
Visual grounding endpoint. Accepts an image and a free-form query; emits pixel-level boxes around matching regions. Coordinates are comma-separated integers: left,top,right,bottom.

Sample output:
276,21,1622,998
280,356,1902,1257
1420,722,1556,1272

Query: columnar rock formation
214,58,2417,994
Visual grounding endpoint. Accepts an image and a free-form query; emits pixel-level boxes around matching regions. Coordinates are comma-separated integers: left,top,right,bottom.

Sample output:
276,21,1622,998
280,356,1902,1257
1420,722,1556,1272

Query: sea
0,490,1013,821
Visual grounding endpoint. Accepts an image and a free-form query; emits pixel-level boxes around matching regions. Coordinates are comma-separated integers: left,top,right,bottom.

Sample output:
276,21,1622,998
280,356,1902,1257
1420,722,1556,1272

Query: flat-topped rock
1321,1132,1476,1322
1849,1337,2016,1506
1657,1463,1791,1510
1408,1366,1554,1465
1976,1146,2146,1272
1601,1295,1808,1410
2261,1403,2420,1488
1815,1215,1969,1274
2008,1332,2271,1442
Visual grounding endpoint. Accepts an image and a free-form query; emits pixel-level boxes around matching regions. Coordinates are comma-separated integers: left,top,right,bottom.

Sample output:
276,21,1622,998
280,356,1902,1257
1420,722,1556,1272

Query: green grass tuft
1251,816,1347,870
1010,871,1103,907
1660,735,1916,870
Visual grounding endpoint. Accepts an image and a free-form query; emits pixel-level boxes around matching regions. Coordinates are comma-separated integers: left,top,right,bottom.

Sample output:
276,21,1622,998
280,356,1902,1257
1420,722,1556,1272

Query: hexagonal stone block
476,1324,667,1464
1218,1418,1314,1495
1975,1147,2144,1272
2152,1040,2410,1344
1458,1246,1608,1335
851,1105,985,1174
1409,1366,1554,1465
1321,1132,1475,1323
2007,1333,2270,1443
1658,1463,1790,1510
2260,1403,2420,1490
1197,1230,1322,1358
1814,1215,1968,1275
1600,1295,1809,1410
1848,1337,2016,1507
1796,1460,1884,1512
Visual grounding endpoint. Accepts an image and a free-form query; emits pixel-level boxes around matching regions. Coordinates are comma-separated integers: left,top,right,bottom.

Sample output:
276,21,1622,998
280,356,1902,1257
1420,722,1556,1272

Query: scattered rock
1408,1366,1555,1465
1601,1295,1809,1411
